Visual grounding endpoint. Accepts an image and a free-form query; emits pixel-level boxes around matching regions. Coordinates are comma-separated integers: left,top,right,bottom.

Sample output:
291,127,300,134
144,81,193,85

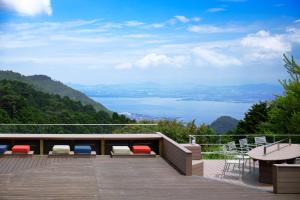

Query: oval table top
248,143,300,161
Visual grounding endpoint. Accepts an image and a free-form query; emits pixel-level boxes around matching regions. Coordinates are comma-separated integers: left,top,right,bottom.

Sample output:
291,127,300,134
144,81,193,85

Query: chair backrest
227,141,237,151
222,144,228,153
239,138,248,147
255,136,267,146
239,138,251,151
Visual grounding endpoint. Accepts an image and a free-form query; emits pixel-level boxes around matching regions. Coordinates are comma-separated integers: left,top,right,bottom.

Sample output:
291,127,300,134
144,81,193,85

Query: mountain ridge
210,116,239,134
0,70,110,113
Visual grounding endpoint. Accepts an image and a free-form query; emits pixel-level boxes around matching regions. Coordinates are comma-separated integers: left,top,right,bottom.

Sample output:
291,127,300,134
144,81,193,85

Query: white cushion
112,146,131,155
52,145,70,154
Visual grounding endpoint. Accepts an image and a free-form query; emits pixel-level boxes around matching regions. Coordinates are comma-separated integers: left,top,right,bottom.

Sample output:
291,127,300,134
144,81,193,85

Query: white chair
221,145,241,177
255,136,267,147
227,141,251,173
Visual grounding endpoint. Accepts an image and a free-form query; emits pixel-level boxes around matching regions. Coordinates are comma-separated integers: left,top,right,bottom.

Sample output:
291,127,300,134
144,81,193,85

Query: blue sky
0,0,300,85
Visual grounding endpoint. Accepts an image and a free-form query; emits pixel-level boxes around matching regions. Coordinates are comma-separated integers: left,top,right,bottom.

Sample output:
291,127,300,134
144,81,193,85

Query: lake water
92,97,253,124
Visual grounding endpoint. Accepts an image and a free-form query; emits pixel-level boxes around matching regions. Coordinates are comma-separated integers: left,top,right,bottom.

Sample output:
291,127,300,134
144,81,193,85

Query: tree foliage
234,54,300,136
0,80,134,133
263,54,300,134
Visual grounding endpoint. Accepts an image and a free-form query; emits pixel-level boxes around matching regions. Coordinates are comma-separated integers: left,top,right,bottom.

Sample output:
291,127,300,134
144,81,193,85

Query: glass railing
0,123,158,134
188,134,300,158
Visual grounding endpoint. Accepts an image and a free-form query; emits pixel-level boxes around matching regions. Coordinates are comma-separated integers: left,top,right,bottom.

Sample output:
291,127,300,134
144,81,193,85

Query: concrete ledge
110,151,156,158
48,151,74,157
1,151,34,156
74,151,97,158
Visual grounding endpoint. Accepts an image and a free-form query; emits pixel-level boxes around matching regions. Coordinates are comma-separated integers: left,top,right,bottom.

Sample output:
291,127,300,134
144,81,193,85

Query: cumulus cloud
241,30,291,53
0,0,52,16
192,47,241,67
136,53,172,68
206,8,225,13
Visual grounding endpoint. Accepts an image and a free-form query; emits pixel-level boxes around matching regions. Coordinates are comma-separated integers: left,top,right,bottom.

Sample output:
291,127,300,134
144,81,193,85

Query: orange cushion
12,145,30,154
132,145,151,154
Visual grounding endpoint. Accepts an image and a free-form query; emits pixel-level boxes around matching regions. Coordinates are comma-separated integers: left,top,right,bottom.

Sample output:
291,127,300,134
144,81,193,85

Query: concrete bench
192,160,204,176
273,164,300,194
181,144,203,176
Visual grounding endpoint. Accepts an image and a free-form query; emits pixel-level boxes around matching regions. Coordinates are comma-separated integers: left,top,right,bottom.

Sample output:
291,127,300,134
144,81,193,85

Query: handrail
0,123,158,126
189,134,300,137
263,138,291,155
189,134,300,156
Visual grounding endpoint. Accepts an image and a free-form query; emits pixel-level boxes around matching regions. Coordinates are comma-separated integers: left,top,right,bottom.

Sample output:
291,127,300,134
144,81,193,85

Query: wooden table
248,143,300,184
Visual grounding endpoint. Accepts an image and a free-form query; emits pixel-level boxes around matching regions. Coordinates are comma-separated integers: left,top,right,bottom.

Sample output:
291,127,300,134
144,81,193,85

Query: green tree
263,55,300,134
235,101,269,135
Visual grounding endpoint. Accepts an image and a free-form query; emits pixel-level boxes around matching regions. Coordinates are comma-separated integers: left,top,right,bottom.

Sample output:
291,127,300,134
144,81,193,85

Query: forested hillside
0,70,109,112
0,80,133,133
210,116,239,134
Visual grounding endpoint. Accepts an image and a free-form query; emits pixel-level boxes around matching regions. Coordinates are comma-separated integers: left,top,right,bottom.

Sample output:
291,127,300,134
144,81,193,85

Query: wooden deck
0,156,299,200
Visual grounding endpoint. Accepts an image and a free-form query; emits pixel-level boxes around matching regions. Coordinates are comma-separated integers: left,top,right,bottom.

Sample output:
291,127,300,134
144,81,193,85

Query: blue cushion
0,145,8,154
74,145,92,154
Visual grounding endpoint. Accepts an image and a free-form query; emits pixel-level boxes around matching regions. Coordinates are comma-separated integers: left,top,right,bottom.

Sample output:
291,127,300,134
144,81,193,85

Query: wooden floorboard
0,156,299,200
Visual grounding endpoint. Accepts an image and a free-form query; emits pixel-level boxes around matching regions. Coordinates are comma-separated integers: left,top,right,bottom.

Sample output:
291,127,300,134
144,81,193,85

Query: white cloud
118,53,189,70
124,34,154,39
192,47,241,67
188,25,240,33
294,19,300,23
149,23,165,28
192,17,201,22
174,16,190,23
125,20,144,27
206,8,225,13
241,30,291,53
136,53,171,68
0,0,52,16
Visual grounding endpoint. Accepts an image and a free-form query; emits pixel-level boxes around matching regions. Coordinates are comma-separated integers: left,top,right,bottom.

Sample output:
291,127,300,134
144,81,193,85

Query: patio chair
254,136,268,147
239,138,254,170
221,144,240,177
227,141,251,172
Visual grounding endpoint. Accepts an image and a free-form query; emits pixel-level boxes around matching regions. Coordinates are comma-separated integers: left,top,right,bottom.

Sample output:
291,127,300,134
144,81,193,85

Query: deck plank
0,156,299,200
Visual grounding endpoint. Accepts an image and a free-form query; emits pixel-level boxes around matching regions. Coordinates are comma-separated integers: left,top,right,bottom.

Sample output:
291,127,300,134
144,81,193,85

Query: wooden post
101,140,105,155
159,138,163,156
40,139,44,155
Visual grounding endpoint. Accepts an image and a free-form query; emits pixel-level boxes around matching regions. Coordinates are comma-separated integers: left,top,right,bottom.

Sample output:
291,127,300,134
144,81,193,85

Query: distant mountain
210,116,239,134
0,70,110,113
69,82,283,103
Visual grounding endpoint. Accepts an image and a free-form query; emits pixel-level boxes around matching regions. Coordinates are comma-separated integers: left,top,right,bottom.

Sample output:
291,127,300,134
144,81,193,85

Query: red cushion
12,145,30,154
132,145,151,154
